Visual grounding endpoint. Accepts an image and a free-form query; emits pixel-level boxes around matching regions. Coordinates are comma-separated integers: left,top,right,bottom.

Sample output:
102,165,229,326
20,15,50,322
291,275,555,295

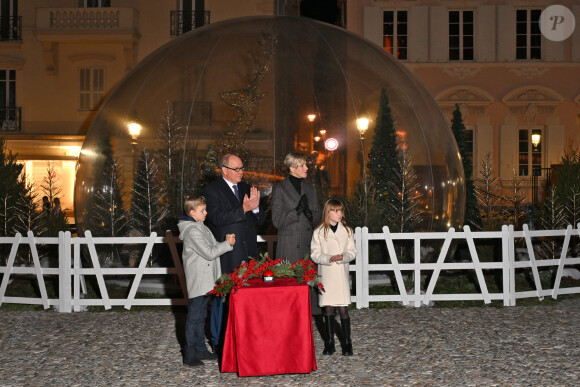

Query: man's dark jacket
203,178,266,274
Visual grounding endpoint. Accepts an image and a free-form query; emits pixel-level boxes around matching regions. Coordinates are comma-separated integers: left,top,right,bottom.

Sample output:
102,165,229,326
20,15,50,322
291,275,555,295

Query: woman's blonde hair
284,152,307,171
184,196,206,214
317,198,352,240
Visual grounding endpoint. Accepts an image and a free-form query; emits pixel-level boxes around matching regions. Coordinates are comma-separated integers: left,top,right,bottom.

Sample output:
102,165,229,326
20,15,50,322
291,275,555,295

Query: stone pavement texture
1,299,579,386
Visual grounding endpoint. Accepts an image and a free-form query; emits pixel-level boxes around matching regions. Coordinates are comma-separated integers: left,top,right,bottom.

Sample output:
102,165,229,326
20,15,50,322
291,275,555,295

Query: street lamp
128,121,142,170
356,118,369,137
357,117,370,226
531,132,541,147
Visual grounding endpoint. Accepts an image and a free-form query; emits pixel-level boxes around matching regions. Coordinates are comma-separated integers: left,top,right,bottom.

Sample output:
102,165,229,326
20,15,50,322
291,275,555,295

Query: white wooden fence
1,225,579,312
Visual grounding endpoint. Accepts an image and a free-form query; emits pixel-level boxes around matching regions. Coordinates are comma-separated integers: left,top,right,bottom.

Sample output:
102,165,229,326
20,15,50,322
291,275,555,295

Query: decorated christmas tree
368,88,399,204
451,105,481,229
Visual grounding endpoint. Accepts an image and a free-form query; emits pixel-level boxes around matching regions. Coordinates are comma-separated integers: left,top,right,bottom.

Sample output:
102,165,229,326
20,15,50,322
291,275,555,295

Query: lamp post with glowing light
307,113,317,153
357,117,370,225
128,121,142,171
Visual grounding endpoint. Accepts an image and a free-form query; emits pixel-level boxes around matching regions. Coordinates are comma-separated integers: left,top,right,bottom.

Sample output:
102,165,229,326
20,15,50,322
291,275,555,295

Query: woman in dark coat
271,152,321,262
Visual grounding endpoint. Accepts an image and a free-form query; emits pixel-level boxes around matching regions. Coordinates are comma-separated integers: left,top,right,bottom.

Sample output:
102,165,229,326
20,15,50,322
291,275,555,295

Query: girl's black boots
341,318,353,356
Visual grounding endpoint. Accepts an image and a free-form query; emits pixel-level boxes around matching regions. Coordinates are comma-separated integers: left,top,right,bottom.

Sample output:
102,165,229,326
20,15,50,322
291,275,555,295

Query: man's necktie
233,184,240,202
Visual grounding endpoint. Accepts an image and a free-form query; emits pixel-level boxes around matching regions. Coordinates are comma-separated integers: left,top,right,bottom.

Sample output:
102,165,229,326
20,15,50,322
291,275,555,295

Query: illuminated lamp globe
325,138,339,151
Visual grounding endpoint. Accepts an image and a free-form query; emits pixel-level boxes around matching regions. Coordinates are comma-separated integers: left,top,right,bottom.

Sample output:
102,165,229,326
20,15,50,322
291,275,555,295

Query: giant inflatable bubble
75,16,464,236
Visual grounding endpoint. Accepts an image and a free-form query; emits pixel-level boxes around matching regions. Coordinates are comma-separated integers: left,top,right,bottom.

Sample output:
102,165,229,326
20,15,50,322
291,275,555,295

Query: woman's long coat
271,177,321,262
310,223,357,307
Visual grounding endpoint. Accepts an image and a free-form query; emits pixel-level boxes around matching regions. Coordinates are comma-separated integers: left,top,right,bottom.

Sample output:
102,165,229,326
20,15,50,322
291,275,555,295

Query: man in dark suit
203,153,266,352
203,153,266,273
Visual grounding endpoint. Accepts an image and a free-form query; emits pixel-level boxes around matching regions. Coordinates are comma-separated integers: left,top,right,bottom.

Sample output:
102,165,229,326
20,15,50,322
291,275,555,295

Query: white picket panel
1,224,580,312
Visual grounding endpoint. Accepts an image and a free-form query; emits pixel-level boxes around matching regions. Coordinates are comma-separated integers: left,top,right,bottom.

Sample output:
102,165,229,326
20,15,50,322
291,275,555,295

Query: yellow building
1,0,579,215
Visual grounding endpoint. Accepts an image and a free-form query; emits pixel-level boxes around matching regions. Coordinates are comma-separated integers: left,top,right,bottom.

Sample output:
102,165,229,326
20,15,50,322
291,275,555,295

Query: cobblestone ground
1,299,579,386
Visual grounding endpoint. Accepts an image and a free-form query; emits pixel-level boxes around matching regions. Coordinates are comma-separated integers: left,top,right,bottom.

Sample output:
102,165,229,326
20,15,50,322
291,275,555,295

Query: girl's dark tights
323,306,349,319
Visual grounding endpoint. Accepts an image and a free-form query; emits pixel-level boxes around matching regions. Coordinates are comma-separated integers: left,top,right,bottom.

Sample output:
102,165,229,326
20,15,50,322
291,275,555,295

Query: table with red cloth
220,277,318,376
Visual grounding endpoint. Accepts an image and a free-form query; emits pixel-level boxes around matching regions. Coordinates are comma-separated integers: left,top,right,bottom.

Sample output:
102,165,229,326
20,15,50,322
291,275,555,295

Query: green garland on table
208,253,324,299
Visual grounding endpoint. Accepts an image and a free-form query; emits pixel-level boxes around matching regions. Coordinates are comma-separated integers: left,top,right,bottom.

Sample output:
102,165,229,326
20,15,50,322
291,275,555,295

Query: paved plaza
1,299,579,386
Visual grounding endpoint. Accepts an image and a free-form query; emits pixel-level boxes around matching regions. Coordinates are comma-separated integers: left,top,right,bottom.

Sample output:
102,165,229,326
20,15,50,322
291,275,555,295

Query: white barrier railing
1,224,579,312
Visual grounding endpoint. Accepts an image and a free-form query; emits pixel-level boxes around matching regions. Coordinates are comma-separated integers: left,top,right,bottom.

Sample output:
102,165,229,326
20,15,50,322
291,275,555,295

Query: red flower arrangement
208,253,324,299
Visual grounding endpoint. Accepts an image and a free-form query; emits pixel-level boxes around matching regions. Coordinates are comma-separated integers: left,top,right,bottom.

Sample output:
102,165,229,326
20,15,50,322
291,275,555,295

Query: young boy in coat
178,197,235,367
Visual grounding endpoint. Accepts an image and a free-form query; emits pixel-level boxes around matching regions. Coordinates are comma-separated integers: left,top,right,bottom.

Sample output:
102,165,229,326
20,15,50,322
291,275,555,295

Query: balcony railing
36,7,138,32
0,16,22,41
170,10,210,36
0,107,22,132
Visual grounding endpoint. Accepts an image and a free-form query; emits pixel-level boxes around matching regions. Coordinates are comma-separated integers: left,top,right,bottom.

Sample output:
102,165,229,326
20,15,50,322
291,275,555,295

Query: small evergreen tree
343,175,381,231
557,145,580,226
41,162,69,237
41,162,62,206
182,141,203,200
0,137,25,238
474,153,503,230
451,105,481,229
554,145,580,255
155,101,184,226
131,147,169,265
503,169,527,229
536,186,566,260
386,146,422,234
385,146,422,261
14,179,47,264
89,153,129,266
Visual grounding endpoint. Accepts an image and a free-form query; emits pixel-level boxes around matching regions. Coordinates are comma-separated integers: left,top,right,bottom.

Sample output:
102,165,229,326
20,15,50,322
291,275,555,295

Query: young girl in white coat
310,199,357,356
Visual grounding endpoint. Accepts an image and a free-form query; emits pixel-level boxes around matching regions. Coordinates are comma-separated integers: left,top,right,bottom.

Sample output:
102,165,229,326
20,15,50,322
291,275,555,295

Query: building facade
350,0,580,204
1,0,579,214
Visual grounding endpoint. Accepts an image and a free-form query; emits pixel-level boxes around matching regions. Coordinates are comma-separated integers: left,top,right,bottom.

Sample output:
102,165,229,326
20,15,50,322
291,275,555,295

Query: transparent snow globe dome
75,16,464,235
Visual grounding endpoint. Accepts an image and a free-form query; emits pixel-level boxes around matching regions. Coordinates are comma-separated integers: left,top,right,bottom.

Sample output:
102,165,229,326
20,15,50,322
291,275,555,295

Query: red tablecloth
221,277,317,376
